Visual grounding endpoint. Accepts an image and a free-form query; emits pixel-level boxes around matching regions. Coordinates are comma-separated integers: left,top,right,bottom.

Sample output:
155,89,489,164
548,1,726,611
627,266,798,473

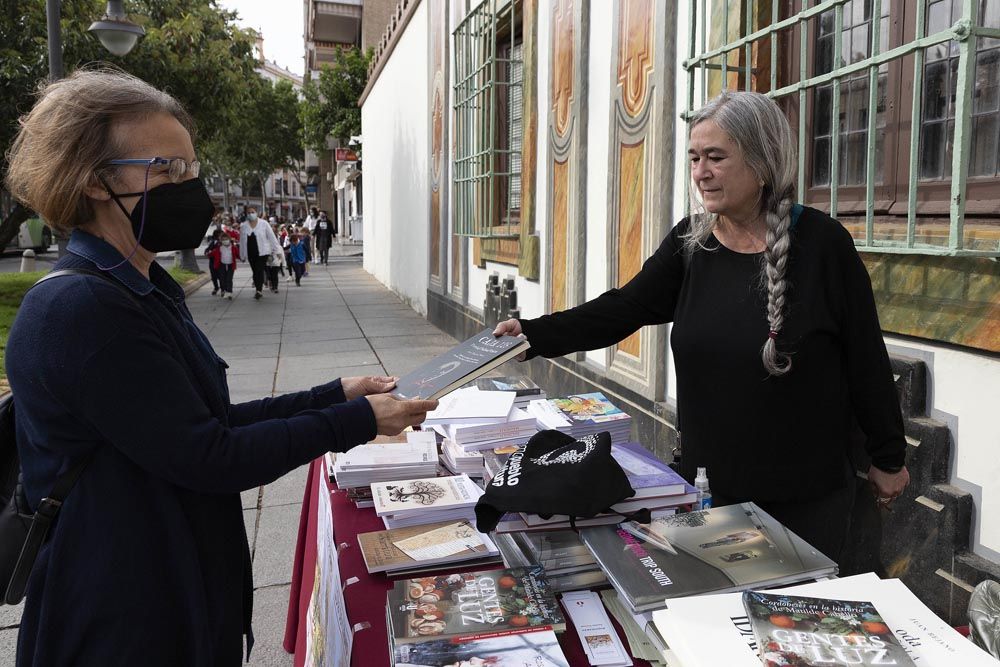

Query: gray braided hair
684,91,797,376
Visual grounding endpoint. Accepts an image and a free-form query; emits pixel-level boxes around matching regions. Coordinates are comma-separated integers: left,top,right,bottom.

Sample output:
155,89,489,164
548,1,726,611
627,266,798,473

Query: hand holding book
341,374,399,401
493,319,529,361
366,393,439,436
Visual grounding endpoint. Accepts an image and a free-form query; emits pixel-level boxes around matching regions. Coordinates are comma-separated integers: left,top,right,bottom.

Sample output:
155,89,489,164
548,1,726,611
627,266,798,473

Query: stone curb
183,273,211,297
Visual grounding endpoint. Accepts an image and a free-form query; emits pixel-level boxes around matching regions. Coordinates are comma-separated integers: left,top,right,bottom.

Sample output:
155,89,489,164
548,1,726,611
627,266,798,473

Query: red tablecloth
283,458,652,666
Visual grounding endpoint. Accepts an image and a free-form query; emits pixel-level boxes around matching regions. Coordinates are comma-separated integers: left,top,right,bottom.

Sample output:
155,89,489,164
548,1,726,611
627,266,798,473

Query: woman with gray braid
494,91,909,563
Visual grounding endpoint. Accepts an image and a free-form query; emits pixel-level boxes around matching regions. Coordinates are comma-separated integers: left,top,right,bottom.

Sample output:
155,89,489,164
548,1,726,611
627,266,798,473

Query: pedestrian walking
282,225,293,282
304,206,318,256
203,229,222,295
265,249,282,294
301,228,312,276
239,205,281,300
315,211,333,265
216,233,236,299
289,233,307,285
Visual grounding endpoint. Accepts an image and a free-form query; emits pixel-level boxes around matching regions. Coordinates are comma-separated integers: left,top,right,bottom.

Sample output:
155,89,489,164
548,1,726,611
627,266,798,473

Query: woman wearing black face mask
2,68,438,667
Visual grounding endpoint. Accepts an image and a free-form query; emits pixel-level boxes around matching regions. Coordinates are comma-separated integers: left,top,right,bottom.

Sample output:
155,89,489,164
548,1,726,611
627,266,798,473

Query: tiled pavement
0,247,459,666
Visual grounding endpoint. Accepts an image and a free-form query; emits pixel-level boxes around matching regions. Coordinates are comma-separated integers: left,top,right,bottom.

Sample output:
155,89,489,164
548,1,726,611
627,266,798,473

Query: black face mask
103,178,215,253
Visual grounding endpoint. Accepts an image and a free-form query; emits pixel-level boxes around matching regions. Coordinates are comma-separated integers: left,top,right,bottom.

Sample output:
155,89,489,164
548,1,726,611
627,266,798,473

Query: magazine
742,591,916,667
387,567,565,644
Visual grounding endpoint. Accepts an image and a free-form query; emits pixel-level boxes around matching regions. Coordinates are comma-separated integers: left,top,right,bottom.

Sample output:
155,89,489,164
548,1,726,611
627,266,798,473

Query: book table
283,457,654,667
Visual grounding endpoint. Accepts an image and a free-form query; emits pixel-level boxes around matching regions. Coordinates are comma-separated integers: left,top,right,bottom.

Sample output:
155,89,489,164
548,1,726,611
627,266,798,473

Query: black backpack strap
4,267,139,605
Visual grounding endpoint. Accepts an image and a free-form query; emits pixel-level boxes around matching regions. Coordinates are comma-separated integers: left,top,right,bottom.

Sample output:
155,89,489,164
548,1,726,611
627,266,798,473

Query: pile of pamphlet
439,439,484,477
424,387,537,452
549,392,632,445
331,431,438,489
372,473,484,529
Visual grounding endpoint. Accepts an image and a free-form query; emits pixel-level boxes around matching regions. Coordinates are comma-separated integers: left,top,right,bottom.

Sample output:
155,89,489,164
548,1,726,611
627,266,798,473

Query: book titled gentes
742,591,917,667
388,566,565,644
392,329,530,400
392,629,569,667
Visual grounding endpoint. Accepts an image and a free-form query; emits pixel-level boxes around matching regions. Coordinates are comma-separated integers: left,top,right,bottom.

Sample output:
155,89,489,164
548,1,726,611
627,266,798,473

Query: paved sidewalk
0,249,458,666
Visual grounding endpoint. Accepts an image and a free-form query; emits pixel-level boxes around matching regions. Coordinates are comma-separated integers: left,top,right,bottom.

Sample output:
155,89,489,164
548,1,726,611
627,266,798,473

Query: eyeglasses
105,156,201,184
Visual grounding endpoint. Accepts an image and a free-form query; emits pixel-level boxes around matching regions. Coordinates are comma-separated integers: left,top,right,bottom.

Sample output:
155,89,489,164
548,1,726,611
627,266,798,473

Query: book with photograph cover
580,503,837,612
392,329,531,400
742,591,917,667
387,567,565,644
357,520,500,574
392,629,569,667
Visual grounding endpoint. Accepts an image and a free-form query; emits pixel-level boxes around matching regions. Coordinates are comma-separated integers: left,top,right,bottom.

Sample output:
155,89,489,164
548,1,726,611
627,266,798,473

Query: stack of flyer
356,519,501,576
470,374,546,410
372,473,484,529
386,567,569,666
439,439,485,477
424,388,537,452
332,431,438,489
501,441,698,532
580,503,838,614
549,392,632,445
651,573,1000,667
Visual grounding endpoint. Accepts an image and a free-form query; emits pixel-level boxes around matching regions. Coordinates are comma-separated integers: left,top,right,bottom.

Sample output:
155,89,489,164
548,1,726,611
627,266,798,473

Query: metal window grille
684,0,1000,256
452,0,523,238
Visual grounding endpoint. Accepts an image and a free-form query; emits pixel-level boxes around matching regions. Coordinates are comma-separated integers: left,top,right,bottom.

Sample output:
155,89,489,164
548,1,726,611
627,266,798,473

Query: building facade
360,0,1000,623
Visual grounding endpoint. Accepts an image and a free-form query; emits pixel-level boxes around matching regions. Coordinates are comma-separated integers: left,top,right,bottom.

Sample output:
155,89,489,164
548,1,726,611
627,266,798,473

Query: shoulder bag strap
5,267,140,604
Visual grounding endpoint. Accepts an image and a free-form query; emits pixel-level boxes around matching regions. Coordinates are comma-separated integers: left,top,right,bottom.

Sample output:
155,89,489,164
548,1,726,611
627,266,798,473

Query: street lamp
88,1,145,57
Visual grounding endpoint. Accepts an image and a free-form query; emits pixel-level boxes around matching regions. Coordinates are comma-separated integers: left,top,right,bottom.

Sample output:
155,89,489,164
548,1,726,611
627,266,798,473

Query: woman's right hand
365,394,439,435
493,319,528,361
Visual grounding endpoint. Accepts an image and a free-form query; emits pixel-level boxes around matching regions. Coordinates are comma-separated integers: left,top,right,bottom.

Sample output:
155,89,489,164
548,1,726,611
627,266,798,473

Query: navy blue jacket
6,230,377,666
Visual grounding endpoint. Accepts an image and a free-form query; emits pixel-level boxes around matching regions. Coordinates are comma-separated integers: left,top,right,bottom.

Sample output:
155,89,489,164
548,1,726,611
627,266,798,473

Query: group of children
203,214,315,300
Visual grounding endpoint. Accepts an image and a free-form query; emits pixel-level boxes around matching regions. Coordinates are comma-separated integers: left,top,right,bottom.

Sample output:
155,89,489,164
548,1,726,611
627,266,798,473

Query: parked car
3,215,52,253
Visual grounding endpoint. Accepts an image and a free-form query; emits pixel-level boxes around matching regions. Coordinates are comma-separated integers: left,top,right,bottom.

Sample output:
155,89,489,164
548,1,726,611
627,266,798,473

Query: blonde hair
4,67,193,233
684,91,797,376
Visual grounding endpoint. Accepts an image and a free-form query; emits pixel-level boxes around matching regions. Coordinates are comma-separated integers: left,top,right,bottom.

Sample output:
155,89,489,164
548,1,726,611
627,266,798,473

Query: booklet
392,329,531,400
560,590,632,666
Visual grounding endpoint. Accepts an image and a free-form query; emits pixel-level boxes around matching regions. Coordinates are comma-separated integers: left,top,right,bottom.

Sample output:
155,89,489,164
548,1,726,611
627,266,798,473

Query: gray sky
218,0,305,77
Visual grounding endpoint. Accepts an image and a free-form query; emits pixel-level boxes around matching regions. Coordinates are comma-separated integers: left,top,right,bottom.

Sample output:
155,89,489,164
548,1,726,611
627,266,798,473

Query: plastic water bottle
695,467,712,510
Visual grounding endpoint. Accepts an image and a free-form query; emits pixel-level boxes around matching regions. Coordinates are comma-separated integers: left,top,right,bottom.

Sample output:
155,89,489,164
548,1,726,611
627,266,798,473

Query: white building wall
360,0,430,313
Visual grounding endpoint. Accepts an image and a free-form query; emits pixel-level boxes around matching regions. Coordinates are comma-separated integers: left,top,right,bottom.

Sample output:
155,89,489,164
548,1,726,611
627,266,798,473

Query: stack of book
470,374,546,409
425,388,538,452
439,439,484,477
580,503,838,614
386,567,570,666
331,431,439,490
481,446,514,482
650,573,999,666
493,531,610,594
356,519,501,576
496,442,699,533
525,398,573,435
373,474,484,529
549,392,632,445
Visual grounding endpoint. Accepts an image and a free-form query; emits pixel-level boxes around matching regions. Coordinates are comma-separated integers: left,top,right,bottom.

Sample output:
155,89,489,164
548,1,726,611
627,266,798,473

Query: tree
300,46,372,155
0,0,259,256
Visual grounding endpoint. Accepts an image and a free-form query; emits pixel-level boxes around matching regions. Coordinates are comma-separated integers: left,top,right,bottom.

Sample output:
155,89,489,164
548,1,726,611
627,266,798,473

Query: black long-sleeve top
520,206,905,503
7,230,376,666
